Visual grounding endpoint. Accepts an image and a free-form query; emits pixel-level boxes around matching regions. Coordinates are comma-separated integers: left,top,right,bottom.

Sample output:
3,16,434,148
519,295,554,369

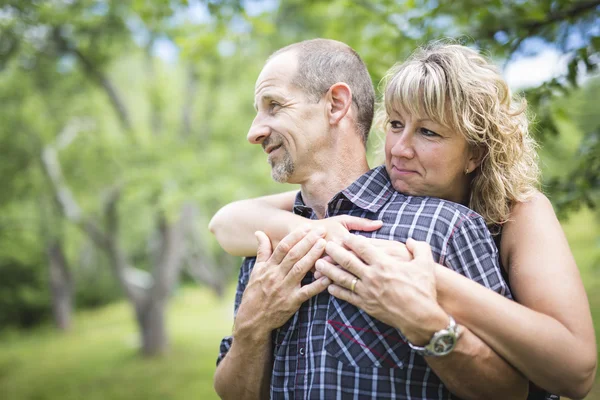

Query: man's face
248,51,326,183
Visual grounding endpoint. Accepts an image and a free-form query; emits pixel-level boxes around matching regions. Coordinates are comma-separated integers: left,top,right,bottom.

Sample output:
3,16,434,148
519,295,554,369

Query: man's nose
247,116,271,144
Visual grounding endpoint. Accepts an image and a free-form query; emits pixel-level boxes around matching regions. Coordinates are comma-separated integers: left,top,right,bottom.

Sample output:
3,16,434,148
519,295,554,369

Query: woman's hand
316,235,448,344
310,215,383,244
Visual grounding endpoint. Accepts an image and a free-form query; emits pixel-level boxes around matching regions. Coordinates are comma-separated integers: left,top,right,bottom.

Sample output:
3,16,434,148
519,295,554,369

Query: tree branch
71,47,133,133
51,27,133,133
151,203,193,301
146,34,162,136
40,120,149,304
482,0,600,40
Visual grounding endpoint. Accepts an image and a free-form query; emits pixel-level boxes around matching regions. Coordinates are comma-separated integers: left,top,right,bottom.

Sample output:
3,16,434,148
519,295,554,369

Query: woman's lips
391,165,418,175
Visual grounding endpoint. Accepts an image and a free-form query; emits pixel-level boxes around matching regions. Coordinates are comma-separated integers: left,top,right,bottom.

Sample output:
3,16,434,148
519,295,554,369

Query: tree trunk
47,240,73,331
136,299,168,356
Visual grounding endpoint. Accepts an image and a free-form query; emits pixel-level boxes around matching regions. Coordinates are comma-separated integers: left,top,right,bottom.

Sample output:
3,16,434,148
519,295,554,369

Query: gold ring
350,278,358,293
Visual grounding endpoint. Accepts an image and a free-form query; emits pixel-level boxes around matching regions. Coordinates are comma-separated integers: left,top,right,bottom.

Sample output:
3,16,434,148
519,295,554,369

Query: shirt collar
293,165,394,215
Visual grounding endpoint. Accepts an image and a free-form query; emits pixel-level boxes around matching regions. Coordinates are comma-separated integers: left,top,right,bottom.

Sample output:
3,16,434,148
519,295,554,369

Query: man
213,39,527,399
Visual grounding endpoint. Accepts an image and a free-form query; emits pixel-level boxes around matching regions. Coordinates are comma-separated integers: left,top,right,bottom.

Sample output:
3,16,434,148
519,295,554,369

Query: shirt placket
292,206,316,400
293,293,310,399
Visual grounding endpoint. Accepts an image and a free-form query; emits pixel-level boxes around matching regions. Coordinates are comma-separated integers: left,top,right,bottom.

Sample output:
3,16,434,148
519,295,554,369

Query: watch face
432,334,456,354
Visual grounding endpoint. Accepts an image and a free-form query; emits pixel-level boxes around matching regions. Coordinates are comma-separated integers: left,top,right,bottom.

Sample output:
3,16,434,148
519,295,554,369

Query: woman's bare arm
435,191,596,399
209,191,301,256
209,190,382,256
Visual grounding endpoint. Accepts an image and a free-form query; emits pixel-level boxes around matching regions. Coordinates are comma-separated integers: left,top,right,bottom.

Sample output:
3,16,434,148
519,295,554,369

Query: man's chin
271,173,290,183
270,162,295,183
271,168,291,183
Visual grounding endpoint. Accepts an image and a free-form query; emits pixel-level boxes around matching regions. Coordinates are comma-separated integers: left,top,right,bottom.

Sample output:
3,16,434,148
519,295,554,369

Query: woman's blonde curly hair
375,41,540,228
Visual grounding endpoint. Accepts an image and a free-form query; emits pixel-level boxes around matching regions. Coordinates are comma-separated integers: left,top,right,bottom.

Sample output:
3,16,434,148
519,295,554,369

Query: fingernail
343,233,351,243
301,224,311,233
321,277,331,286
315,260,323,271
315,239,326,249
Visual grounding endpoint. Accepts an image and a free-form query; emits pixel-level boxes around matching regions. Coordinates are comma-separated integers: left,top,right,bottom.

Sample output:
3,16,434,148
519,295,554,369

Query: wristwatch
407,315,461,357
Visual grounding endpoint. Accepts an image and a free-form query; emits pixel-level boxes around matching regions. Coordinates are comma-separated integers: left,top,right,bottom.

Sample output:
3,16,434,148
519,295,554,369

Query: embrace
210,39,596,399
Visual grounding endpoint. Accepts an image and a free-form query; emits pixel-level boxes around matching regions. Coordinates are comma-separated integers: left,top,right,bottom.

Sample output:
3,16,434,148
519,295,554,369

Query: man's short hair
269,39,375,146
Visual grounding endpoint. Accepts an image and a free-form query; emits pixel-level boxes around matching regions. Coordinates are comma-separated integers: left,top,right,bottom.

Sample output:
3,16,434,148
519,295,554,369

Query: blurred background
0,0,598,399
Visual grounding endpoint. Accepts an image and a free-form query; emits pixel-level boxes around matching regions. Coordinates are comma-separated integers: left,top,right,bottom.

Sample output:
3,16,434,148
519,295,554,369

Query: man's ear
325,83,352,126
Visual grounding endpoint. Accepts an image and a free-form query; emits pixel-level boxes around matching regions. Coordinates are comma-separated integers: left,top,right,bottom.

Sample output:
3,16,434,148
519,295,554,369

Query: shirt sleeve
216,257,257,366
441,213,512,299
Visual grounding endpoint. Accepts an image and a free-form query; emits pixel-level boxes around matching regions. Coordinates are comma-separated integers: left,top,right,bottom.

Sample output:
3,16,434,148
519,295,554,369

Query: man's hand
234,225,331,342
316,236,448,344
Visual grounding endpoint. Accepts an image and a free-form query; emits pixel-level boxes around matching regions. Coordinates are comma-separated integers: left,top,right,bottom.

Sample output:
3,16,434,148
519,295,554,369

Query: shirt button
299,347,305,356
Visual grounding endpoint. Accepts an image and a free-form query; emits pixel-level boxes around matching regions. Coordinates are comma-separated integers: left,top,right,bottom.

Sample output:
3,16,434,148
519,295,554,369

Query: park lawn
0,286,235,400
0,208,598,400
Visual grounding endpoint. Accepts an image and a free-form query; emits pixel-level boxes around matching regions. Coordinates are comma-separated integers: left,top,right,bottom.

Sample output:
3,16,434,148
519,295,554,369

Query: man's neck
299,159,369,219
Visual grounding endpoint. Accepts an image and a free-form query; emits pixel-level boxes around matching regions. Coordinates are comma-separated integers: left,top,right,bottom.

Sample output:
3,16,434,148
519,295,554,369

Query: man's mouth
265,144,282,154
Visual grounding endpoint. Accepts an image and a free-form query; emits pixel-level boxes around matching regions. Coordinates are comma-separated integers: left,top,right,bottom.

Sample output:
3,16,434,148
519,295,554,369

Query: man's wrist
232,317,272,347
403,307,449,346
233,304,273,346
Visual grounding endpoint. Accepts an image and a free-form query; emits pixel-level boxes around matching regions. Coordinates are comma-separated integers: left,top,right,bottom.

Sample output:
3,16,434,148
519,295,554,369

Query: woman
209,42,596,399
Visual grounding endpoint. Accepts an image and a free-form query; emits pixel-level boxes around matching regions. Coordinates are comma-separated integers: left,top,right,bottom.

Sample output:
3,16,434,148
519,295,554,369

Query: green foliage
0,259,50,329
541,77,600,216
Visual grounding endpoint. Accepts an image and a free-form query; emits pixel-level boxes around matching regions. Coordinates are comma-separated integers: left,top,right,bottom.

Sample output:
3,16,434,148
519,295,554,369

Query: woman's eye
420,128,439,137
390,120,404,129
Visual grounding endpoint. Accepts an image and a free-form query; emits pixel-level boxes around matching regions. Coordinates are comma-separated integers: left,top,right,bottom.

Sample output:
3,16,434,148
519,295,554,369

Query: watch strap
407,315,460,357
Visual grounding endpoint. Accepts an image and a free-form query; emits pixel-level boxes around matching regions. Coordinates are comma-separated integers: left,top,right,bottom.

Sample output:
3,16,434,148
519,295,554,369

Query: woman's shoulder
508,190,556,224
501,190,565,265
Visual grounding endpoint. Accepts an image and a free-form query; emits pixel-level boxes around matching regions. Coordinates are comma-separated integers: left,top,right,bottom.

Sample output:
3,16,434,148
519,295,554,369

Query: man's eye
270,101,281,110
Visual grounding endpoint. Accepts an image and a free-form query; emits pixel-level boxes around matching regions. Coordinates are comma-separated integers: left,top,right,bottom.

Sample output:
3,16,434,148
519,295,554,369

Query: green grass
0,286,235,400
0,209,598,399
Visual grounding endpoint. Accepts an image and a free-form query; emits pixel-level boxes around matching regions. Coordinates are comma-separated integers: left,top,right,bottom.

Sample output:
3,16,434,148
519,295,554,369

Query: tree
0,0,233,354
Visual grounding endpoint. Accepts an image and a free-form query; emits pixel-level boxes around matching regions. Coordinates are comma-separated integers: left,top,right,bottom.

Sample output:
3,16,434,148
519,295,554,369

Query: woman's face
384,106,481,204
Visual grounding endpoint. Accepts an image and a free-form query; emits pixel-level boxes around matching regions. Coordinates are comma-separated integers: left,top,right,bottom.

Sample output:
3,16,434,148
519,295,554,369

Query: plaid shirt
217,166,512,399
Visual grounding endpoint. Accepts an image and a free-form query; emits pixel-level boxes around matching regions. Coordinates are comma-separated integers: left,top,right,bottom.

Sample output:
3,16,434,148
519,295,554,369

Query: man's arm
403,300,527,399
213,313,273,399
213,228,330,399
426,326,527,399
319,235,528,400
422,216,527,399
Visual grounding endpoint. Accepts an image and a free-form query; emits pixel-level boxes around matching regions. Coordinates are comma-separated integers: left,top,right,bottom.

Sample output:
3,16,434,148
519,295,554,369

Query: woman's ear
325,82,352,126
466,144,486,173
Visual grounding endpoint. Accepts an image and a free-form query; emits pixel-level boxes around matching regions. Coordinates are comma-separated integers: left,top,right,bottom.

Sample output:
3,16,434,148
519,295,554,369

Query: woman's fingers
341,234,380,265
338,215,383,232
367,238,412,261
325,241,367,278
406,238,434,262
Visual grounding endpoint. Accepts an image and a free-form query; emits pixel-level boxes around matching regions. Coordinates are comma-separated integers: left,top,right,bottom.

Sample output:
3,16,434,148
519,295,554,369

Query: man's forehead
255,51,298,91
